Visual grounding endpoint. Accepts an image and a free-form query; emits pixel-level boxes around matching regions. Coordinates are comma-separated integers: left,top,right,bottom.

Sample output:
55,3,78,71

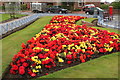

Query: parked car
85,7,104,15
82,4,95,11
46,6,68,13
31,3,47,13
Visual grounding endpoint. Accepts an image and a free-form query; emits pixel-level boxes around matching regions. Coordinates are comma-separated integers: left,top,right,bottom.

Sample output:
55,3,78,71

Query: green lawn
0,13,27,22
2,16,53,73
36,52,119,79
1,16,119,79
76,18,97,25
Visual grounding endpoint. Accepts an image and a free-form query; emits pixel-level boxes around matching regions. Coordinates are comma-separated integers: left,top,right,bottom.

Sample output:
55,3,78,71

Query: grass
35,52,119,79
1,16,119,79
76,18,120,34
0,13,27,22
2,16,53,73
76,18,97,25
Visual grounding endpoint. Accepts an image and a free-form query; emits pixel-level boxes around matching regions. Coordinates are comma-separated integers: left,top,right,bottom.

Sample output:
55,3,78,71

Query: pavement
104,14,120,29
0,11,119,29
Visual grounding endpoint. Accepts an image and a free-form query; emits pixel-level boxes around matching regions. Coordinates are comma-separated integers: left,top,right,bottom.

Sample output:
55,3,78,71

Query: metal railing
97,16,120,29
0,14,40,36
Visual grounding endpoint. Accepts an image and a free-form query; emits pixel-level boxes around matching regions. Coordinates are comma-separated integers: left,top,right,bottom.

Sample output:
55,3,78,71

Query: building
74,0,101,10
0,0,101,11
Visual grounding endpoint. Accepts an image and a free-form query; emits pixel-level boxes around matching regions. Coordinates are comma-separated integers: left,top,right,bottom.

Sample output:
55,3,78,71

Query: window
78,0,84,7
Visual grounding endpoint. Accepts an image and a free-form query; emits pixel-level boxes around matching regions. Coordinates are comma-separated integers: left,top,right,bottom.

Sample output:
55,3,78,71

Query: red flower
86,51,94,55
66,55,72,60
10,69,16,74
67,61,72,64
30,73,36,77
45,65,52,68
81,59,85,63
83,54,86,59
80,55,83,60
38,54,44,59
21,43,26,48
11,65,18,70
99,48,107,53
20,58,26,62
22,62,29,67
19,66,25,75
45,73,49,75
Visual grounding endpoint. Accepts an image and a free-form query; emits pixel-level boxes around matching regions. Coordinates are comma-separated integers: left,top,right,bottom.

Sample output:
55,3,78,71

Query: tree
110,1,120,9
100,4,109,9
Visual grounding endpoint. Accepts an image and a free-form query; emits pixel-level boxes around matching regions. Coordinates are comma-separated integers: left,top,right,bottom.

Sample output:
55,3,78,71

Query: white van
31,3,47,13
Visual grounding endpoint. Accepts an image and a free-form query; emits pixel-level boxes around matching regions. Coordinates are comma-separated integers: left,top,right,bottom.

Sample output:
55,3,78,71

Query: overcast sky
101,0,115,3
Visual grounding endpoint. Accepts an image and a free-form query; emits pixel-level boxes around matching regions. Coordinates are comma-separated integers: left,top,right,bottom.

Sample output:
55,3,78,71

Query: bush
110,2,120,9
21,4,27,10
0,6,5,11
100,4,109,9
74,9,81,11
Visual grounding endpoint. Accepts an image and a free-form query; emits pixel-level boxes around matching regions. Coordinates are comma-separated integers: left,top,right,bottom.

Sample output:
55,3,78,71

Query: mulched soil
2,51,117,80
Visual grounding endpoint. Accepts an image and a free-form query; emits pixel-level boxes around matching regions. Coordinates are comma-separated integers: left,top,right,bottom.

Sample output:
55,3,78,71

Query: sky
101,0,115,3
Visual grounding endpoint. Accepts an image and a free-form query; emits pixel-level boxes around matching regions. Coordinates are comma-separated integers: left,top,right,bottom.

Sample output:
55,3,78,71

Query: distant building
0,0,101,11
74,0,101,9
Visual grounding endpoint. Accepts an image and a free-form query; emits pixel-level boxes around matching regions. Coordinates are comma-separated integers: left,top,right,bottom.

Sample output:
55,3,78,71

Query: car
31,3,47,13
85,7,104,15
82,4,95,11
46,6,68,13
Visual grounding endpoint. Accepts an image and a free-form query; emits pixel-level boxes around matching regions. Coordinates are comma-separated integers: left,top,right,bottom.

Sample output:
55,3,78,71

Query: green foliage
100,4,109,9
61,2,74,11
0,6,5,11
110,2,120,9
21,4,27,10
74,9,81,11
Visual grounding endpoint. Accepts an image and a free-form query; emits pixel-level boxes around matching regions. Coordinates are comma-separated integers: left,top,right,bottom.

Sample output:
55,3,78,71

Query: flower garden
2,15,120,79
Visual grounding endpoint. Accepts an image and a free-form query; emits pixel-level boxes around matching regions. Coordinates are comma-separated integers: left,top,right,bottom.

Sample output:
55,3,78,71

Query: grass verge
2,16,53,73
0,13,27,22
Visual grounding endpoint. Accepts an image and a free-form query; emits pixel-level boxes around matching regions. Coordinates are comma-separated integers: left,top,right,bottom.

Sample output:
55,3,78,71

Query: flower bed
8,15,120,78
50,15,86,24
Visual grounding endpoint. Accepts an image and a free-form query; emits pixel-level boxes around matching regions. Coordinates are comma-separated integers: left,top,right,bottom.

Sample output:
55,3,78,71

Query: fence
97,15,120,29
0,14,40,36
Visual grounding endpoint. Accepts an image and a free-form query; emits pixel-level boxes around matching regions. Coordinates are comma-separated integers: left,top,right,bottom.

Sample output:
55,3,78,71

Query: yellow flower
36,65,41,69
51,36,56,40
110,41,113,44
33,47,41,50
108,47,113,52
62,45,67,49
82,49,85,52
32,69,39,73
58,57,64,62
104,44,109,47
37,60,41,64
44,49,49,52
44,57,49,60
72,47,75,49
64,52,66,56
92,44,96,47
36,34,40,38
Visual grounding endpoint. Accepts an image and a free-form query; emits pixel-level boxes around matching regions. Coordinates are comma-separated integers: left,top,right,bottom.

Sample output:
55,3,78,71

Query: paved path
104,14,120,29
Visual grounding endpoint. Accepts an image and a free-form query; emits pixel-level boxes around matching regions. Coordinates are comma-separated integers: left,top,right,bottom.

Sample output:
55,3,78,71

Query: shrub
74,9,81,11
100,4,109,9
21,4,27,10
